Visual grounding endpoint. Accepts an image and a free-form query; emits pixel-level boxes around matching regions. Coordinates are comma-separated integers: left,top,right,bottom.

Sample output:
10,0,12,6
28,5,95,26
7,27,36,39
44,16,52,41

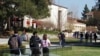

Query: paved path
1,38,100,44
0,38,9,44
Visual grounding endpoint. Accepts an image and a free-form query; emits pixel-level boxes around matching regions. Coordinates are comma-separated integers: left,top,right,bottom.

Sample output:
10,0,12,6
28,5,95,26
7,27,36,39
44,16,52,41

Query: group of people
8,30,51,56
74,31,98,43
7,29,98,56
30,31,51,56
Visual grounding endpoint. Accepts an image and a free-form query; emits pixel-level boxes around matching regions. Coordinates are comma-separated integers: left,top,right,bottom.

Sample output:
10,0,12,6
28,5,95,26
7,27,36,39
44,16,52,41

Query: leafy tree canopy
86,18,100,30
0,0,50,20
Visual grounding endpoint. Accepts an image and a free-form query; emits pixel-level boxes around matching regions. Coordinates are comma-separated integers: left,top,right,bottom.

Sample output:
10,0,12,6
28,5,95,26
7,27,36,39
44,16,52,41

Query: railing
0,46,72,56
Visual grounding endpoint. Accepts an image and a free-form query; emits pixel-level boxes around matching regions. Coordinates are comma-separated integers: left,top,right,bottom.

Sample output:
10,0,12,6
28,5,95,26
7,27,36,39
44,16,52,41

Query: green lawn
50,37,80,42
50,46,100,56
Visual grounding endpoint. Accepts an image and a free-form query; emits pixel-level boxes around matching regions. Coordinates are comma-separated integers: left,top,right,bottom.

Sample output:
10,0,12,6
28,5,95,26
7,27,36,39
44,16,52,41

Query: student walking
8,30,22,56
89,32,93,43
85,32,89,44
29,31,41,56
41,34,51,56
80,32,84,43
58,32,66,47
94,32,97,43
58,32,62,46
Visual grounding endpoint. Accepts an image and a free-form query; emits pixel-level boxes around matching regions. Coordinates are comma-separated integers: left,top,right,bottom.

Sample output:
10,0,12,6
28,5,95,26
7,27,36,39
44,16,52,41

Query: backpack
10,36,18,49
30,36,41,47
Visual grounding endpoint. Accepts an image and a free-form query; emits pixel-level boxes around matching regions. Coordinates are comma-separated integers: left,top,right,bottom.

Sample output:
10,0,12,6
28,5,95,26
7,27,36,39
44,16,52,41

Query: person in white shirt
41,34,51,56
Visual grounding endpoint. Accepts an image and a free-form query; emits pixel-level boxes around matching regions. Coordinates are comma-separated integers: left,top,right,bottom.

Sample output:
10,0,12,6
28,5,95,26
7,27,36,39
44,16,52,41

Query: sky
55,0,96,18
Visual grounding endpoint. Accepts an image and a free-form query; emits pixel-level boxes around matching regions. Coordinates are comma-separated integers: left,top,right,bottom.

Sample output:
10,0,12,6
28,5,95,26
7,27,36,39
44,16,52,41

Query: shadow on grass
51,41,100,48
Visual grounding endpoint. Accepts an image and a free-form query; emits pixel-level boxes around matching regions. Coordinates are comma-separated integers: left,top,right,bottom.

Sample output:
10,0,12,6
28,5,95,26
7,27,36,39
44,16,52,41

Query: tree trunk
7,17,11,30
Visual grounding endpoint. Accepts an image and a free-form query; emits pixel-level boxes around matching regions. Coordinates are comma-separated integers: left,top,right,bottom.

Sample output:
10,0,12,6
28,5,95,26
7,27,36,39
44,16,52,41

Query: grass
50,37,80,42
50,46,100,56
0,44,26,56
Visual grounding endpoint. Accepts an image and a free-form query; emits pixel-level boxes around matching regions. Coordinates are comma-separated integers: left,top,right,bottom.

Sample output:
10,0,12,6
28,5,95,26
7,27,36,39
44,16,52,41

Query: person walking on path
8,30,22,56
80,32,84,43
41,34,51,56
58,32,66,47
58,32,62,46
29,31,41,56
89,32,93,43
93,32,97,43
85,32,89,44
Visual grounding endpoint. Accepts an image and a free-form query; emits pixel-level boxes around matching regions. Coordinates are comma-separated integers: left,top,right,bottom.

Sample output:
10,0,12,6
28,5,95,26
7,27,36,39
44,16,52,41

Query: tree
98,0,100,10
0,0,50,30
82,4,90,20
0,0,50,19
32,0,50,18
6,0,49,18
86,17,100,30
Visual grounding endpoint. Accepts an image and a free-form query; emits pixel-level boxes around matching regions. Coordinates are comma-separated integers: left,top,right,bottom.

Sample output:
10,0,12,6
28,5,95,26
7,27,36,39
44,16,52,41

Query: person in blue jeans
58,32,66,47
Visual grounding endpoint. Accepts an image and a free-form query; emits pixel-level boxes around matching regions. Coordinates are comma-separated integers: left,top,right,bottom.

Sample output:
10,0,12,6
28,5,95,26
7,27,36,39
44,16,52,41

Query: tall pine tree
82,4,90,20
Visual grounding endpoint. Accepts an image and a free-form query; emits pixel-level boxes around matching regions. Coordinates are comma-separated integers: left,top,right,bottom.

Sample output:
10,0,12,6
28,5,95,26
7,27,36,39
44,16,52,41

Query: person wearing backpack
29,31,41,56
8,30,22,56
41,34,51,56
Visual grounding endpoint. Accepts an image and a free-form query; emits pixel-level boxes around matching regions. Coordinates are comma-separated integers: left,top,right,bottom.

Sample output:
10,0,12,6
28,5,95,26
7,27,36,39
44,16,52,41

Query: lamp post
7,3,16,30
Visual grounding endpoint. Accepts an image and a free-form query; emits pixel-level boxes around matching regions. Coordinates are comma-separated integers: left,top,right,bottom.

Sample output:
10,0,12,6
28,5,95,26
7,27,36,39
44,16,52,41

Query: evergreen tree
91,6,96,11
82,4,90,20
97,0,100,10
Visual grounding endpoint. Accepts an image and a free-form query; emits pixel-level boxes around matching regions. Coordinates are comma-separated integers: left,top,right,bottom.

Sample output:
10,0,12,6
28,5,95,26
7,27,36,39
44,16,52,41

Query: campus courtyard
0,35,100,56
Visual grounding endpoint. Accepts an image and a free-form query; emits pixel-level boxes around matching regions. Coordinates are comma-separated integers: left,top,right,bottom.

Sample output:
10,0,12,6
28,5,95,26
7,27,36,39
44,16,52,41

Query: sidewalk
0,38,9,44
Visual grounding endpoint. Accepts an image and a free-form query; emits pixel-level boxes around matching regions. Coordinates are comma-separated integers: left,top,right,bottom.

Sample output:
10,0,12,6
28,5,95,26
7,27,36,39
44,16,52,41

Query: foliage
86,18,100,30
0,0,50,25
20,28,59,34
31,0,50,18
91,7,97,12
0,0,50,31
82,4,90,20
0,0,49,18
86,18,97,26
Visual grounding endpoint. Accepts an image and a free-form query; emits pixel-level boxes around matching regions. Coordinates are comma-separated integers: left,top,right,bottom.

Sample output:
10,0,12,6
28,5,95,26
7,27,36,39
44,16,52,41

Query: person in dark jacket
94,32,97,43
29,31,41,56
80,32,84,43
8,30,22,55
85,32,89,43
58,32,66,47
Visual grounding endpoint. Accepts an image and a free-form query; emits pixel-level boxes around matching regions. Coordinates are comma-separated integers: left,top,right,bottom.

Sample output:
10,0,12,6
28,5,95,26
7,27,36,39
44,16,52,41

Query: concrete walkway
0,38,9,44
